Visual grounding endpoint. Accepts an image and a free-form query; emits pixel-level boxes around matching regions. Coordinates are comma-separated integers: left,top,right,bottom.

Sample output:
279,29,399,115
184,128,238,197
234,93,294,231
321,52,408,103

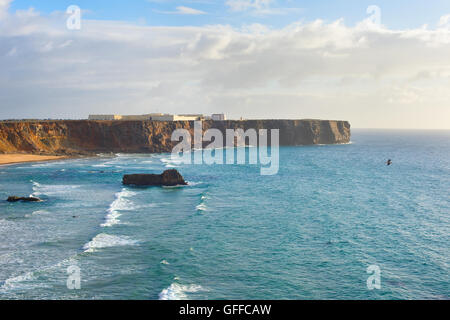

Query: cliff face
0,120,350,155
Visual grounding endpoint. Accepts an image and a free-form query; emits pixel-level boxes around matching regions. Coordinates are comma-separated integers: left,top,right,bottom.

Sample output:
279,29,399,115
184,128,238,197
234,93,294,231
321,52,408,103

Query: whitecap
196,203,208,212
196,192,209,212
160,157,184,168
30,163,54,168
158,283,205,300
162,184,188,189
31,180,42,188
186,181,203,186
101,211,121,227
25,210,49,218
101,189,136,227
160,260,170,265
92,163,110,167
0,271,35,291
31,181,80,196
83,233,139,253
0,256,78,292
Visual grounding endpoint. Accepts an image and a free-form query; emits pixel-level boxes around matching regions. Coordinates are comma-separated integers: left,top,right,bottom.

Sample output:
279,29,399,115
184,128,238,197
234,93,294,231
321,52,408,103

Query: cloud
175,6,206,15
225,0,301,16
0,6,450,128
226,0,272,12
0,0,12,20
155,6,207,15
438,14,450,28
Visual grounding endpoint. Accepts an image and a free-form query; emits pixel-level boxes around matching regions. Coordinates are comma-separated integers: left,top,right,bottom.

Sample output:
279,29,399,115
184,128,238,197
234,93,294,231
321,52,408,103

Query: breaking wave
196,203,208,212
196,192,210,213
83,233,139,253
31,181,80,197
0,271,36,292
0,256,78,292
25,210,49,218
158,283,205,300
101,189,136,227
160,157,183,168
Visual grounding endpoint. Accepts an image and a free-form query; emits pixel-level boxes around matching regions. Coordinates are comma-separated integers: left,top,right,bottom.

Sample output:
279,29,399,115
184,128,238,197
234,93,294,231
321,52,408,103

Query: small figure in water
386,159,392,166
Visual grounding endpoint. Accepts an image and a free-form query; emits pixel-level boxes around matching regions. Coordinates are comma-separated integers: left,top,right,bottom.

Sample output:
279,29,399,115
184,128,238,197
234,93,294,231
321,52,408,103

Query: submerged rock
122,169,187,186
7,196,42,202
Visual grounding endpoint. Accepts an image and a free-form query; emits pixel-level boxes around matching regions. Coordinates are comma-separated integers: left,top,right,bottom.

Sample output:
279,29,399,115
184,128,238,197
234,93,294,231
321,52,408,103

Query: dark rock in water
7,196,42,202
122,169,187,186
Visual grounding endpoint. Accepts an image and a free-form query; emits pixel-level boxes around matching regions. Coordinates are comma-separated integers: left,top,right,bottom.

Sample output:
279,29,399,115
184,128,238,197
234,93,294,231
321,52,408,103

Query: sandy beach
0,154,67,166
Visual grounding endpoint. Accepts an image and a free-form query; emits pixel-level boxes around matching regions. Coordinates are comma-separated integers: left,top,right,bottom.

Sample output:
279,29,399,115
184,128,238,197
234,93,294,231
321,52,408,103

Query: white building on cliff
88,113,204,121
211,114,226,121
89,113,227,121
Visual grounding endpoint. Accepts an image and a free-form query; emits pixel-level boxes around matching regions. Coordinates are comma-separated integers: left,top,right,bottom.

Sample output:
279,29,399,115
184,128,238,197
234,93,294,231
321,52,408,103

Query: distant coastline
0,119,351,156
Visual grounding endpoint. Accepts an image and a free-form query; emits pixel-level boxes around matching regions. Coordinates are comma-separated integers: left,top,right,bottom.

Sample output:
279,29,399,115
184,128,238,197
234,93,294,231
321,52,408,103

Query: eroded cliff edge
0,120,351,155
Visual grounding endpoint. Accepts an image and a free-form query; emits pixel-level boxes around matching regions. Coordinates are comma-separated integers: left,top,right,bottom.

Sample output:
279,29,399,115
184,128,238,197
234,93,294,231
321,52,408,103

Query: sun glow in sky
1,0,450,128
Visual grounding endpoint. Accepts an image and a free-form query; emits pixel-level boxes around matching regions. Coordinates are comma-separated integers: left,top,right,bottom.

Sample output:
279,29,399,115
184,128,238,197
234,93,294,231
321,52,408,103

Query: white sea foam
101,189,136,227
187,181,203,186
160,260,170,265
31,181,80,196
160,157,183,168
201,194,210,200
83,233,139,253
0,256,78,292
162,184,188,189
30,162,62,168
25,210,49,218
31,181,42,188
0,271,35,291
92,163,112,167
158,283,205,300
92,163,107,167
102,211,122,227
196,192,209,212
196,203,208,212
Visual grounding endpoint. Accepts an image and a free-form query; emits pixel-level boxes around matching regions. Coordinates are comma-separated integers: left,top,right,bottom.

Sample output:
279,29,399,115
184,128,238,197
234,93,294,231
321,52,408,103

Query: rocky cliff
0,120,350,155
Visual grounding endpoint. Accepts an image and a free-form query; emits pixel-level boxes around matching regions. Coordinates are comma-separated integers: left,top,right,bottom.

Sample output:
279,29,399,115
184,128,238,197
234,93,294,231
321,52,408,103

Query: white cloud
438,14,450,28
0,7,450,128
226,0,272,12
0,0,12,20
225,0,301,16
155,6,207,15
176,6,206,15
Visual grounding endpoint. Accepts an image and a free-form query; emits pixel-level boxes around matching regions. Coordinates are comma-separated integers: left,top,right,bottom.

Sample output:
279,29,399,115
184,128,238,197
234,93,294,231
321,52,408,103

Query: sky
1,0,450,128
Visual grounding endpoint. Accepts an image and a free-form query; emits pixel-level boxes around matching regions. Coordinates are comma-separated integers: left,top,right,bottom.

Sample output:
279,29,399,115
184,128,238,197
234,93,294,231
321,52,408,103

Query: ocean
0,129,448,300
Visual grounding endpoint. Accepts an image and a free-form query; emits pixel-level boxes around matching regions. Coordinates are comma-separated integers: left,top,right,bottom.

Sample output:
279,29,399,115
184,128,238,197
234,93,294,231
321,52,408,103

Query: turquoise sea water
0,129,448,300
